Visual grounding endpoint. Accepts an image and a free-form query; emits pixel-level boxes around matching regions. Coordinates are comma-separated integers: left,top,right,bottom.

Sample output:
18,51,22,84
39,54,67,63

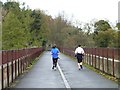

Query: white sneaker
54,67,57,71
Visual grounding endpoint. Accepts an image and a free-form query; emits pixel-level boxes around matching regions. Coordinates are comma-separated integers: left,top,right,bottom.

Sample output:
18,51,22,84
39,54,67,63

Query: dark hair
78,45,81,47
52,44,56,48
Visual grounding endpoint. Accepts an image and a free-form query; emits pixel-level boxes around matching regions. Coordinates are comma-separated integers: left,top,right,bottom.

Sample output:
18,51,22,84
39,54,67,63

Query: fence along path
1,51,119,89
0,48,44,89
61,48,120,78
1,48,119,89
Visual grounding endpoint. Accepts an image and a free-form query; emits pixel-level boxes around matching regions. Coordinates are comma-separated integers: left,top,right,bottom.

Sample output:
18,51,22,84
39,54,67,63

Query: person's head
52,44,56,48
78,45,81,47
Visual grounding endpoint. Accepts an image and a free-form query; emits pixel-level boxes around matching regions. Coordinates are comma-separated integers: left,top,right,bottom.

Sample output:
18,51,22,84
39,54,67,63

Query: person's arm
75,48,78,57
57,48,60,54
51,49,53,55
81,48,85,56
75,48,78,54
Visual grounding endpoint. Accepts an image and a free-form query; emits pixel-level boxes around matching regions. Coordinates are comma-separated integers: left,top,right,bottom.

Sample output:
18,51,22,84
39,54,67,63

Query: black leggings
53,58,58,67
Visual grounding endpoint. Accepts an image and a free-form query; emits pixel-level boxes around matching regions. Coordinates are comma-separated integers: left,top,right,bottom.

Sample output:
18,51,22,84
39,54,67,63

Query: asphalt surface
13,51,118,89
14,52,65,88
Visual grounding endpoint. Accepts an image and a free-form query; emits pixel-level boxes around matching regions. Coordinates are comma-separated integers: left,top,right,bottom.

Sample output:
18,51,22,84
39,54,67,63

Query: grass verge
83,63,119,84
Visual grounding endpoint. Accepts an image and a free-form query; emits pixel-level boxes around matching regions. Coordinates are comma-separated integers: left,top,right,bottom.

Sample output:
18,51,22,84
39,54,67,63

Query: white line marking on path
57,63,71,90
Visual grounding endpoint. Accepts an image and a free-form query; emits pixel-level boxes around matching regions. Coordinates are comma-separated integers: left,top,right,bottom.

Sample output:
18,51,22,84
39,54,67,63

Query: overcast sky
2,0,120,26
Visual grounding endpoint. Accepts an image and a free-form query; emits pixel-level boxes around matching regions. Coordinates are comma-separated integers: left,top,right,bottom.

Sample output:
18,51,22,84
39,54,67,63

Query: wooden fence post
7,51,9,87
112,48,115,76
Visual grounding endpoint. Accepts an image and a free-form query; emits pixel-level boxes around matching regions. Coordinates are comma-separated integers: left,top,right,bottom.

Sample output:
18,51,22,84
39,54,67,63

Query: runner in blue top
51,44,60,70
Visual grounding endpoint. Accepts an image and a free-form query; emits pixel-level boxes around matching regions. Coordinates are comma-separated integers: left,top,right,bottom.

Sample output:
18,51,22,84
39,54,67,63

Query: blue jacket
51,48,60,58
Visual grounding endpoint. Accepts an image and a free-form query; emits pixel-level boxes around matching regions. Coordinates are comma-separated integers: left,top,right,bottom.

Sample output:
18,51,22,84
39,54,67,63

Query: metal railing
0,48,44,89
60,47,120,78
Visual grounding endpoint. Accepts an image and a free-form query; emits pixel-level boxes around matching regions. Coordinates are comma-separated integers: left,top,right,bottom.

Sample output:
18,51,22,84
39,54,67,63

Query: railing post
17,50,19,76
2,51,5,89
106,48,109,74
23,49,25,71
86,48,88,64
89,48,91,66
26,49,29,69
11,50,14,83
15,50,17,79
95,48,96,68
21,49,23,74
1,64,3,89
7,51,9,87
88,48,90,65
112,48,115,76
102,48,104,72
86,48,89,64
92,48,93,66
1,51,4,89
98,48,100,69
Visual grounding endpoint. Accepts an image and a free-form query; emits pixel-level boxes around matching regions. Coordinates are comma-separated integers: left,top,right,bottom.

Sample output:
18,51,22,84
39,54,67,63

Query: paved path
13,51,118,89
